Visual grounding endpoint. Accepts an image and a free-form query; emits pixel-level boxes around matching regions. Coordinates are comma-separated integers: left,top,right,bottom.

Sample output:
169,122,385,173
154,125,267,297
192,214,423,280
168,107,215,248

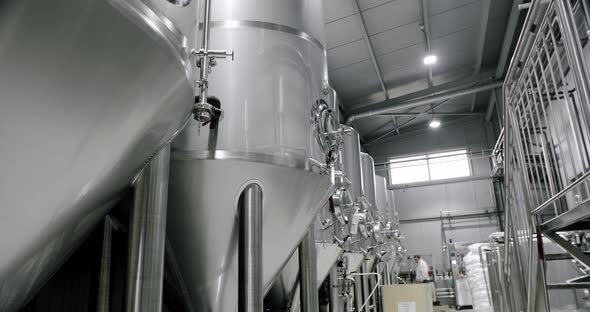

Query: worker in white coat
414,255,430,283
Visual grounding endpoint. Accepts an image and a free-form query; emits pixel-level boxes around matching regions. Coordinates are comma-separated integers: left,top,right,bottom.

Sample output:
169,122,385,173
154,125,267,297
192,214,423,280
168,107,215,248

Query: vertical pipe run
383,262,390,285
126,145,171,312
199,0,212,103
329,265,341,312
354,275,363,312
493,180,505,231
361,261,370,312
239,183,263,312
97,216,113,312
299,225,319,312
201,0,211,51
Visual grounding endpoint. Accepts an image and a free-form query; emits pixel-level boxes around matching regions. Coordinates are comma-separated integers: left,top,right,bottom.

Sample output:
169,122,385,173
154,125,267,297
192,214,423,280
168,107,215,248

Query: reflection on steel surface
238,183,264,312
0,0,193,309
209,20,325,50
126,146,171,312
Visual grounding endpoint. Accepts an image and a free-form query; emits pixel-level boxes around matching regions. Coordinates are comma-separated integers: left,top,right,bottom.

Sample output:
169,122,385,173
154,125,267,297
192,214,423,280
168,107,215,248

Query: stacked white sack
463,244,492,312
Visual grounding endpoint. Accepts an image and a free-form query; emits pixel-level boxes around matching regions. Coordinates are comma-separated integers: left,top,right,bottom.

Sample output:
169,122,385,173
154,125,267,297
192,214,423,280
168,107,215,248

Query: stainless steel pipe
354,275,363,312
299,225,319,312
239,183,264,312
361,262,370,312
382,263,390,285
344,81,503,125
329,266,342,312
126,145,171,312
198,0,212,104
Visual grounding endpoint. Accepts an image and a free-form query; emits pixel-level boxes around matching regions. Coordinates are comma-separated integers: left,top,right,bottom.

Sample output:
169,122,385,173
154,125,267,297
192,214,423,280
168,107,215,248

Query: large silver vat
387,188,397,221
0,0,195,310
167,0,334,310
374,176,389,222
360,153,376,210
360,153,382,253
337,127,370,252
341,126,363,203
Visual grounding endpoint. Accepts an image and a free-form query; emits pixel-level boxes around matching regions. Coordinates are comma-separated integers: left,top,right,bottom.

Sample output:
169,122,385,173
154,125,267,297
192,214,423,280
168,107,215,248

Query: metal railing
502,0,590,310
349,272,382,312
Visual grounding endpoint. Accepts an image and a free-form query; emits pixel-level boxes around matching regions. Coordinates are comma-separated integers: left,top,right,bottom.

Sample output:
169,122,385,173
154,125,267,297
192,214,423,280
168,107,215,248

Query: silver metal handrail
349,272,382,312
531,171,590,215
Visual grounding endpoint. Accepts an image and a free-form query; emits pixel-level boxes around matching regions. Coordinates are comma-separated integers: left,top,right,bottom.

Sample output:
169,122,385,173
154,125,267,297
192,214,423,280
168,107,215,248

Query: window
389,149,471,184
389,155,429,184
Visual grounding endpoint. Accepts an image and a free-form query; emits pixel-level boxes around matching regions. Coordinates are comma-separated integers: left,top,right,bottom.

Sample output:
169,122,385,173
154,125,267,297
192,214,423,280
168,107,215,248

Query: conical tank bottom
267,242,343,310
167,157,333,311
344,252,366,273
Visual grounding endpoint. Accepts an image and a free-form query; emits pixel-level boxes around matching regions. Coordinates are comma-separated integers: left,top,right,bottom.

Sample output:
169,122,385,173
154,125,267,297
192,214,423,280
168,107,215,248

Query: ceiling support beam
345,80,503,125
471,0,492,112
485,0,523,122
379,112,485,117
368,114,487,146
352,0,398,133
352,0,389,100
389,116,399,135
420,0,434,88
347,69,495,113
496,0,524,79
368,110,484,138
365,100,482,145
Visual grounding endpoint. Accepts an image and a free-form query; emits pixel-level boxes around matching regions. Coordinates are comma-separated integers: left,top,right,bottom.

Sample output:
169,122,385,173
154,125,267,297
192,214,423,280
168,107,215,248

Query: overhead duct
344,80,503,125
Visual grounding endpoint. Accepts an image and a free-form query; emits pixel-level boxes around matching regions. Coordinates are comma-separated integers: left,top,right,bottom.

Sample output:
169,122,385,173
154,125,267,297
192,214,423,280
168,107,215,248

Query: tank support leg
239,183,264,312
354,275,363,312
299,224,319,312
329,265,342,312
382,262,389,285
361,261,370,312
97,216,114,312
125,145,170,312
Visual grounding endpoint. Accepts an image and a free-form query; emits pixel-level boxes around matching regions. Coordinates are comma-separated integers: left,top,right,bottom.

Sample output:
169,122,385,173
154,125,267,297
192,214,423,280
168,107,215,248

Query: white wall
367,117,500,272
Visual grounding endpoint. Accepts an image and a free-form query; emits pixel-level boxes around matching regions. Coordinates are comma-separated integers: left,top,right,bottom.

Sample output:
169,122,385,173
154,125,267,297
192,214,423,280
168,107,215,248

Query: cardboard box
382,284,434,312
433,305,449,312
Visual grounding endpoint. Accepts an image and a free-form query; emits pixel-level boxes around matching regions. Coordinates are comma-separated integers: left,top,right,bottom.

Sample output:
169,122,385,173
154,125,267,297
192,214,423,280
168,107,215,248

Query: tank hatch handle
195,96,222,129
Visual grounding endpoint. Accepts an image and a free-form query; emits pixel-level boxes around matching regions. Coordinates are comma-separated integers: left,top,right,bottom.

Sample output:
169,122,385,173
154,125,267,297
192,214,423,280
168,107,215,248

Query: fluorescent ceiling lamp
423,55,437,65
429,119,441,128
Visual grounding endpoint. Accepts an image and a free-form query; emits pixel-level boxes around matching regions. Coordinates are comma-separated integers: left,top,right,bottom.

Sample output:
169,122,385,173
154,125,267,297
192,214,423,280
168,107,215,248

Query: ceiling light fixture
423,54,437,65
429,119,441,128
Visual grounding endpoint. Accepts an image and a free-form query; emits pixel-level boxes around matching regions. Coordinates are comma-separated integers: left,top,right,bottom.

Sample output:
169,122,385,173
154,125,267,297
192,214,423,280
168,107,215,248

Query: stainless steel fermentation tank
341,126,363,205
360,153,377,213
267,128,380,311
338,125,365,248
167,0,336,310
360,152,379,249
373,176,390,245
267,108,358,311
339,127,369,247
374,176,389,223
0,0,197,310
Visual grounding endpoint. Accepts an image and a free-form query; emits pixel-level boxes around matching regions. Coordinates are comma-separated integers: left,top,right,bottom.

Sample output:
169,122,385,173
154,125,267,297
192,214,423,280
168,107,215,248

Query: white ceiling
323,0,517,142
